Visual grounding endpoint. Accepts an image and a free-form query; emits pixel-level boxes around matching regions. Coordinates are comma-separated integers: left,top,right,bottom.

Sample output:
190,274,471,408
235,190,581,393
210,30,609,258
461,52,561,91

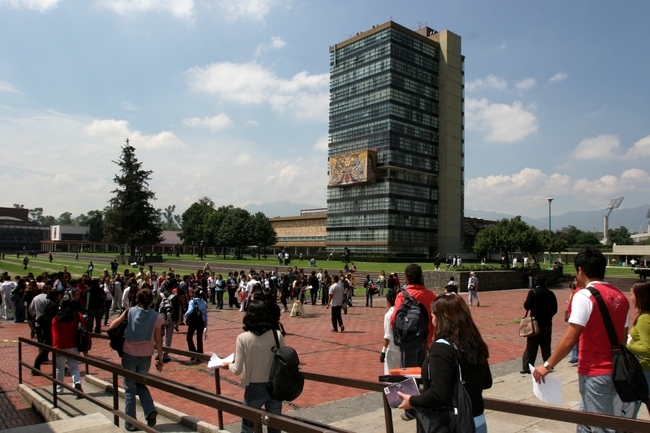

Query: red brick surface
1,285,636,429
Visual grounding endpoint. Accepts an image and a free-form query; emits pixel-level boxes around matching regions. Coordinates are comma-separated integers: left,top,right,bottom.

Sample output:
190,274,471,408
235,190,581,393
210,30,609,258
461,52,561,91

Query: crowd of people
2,246,650,432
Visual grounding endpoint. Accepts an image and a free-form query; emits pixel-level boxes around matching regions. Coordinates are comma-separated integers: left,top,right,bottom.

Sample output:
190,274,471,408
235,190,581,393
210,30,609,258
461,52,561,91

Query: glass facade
327,26,440,256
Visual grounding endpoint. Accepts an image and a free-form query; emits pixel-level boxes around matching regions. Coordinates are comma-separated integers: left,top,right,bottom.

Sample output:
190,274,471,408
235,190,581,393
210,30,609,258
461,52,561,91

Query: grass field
0,252,641,280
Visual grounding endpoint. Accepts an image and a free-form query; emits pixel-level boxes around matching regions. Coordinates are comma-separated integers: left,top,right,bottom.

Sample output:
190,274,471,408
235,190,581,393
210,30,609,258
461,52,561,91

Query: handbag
519,289,539,337
76,314,91,354
588,287,649,404
107,310,129,357
519,311,539,337
415,341,475,433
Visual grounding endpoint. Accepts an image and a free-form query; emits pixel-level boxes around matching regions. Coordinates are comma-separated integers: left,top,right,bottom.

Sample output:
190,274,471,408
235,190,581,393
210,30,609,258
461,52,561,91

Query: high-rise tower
327,21,464,257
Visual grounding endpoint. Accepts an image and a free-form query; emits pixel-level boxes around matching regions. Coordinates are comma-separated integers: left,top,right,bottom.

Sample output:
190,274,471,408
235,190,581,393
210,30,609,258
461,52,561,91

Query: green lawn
0,253,641,280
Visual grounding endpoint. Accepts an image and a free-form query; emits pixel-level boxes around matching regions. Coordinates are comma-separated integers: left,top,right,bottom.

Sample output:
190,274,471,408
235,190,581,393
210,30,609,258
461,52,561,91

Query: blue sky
1,0,649,221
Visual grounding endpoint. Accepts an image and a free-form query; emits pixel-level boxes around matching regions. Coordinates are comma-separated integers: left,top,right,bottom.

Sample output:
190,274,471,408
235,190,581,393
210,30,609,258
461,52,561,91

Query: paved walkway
0,283,642,431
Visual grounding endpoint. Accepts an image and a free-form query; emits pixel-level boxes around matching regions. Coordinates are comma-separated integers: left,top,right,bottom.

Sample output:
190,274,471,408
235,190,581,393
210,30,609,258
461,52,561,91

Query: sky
1,0,649,221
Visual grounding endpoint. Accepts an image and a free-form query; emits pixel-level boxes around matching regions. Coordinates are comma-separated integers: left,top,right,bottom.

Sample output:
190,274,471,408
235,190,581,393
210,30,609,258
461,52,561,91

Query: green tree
86,210,104,241
58,212,73,225
575,231,602,247
473,216,539,267
13,203,24,209
608,226,633,246
251,211,277,259
103,139,163,255
554,225,581,247
160,205,181,231
217,208,251,258
179,197,215,259
41,215,57,226
29,207,43,224
206,205,234,259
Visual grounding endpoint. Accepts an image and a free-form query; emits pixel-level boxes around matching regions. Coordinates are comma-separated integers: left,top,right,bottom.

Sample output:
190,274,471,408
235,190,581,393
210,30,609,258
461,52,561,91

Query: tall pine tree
104,139,162,255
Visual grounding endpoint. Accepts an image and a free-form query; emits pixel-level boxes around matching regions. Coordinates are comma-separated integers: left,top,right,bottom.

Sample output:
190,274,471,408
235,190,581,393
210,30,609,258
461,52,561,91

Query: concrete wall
423,269,564,293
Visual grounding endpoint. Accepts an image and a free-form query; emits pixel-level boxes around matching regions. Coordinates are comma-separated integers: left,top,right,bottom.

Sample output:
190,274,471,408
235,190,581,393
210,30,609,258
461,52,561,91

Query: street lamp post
547,198,553,268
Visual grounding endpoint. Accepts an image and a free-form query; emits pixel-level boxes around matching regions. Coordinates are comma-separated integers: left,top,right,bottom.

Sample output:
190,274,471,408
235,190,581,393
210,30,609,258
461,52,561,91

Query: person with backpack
184,287,208,361
520,276,557,375
157,284,180,363
223,300,285,433
391,264,436,369
397,293,493,433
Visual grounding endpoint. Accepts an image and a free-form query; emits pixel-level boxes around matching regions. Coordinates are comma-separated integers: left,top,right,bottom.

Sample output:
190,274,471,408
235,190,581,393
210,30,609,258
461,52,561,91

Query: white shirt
103,283,113,301
383,306,398,352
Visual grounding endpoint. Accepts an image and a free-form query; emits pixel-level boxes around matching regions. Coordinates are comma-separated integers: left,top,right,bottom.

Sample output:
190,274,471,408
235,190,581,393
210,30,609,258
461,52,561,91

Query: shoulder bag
588,287,649,404
414,340,475,433
519,290,539,337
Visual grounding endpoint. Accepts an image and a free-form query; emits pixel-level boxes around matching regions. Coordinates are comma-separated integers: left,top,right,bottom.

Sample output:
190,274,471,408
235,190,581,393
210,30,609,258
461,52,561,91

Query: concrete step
18,375,223,432
3,413,120,433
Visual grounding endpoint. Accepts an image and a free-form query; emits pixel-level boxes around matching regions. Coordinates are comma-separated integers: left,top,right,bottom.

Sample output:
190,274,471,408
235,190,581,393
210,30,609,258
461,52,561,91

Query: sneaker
400,411,415,421
568,359,578,365
74,383,83,399
341,326,345,332
519,369,531,374
477,302,480,307
146,411,157,427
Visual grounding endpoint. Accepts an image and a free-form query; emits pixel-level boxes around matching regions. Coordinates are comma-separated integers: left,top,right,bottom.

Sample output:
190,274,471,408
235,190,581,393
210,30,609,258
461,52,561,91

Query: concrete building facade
326,21,464,257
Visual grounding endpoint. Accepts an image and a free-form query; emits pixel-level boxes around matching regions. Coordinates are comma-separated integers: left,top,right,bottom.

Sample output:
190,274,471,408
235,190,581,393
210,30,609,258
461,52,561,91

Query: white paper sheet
529,364,563,405
207,353,234,370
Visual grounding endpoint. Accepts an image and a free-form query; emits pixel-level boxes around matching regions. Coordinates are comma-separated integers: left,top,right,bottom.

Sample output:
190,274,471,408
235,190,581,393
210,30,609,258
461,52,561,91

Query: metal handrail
18,337,354,433
26,334,650,433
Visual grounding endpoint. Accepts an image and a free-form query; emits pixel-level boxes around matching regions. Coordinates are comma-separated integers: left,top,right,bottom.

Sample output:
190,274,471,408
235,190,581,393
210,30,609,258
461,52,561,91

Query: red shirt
391,284,437,345
52,313,90,350
569,282,629,376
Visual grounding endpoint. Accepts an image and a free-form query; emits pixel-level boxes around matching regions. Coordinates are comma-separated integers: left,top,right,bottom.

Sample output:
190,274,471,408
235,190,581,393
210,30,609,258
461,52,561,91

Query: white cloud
0,0,61,12
186,61,329,120
245,120,259,126
121,101,138,111
467,167,650,215
312,134,328,151
571,134,620,160
515,78,536,90
571,134,650,160
497,43,506,50
465,98,538,142
84,119,186,149
549,71,568,83
183,113,232,131
216,0,271,21
625,135,650,159
254,36,287,56
465,74,507,92
101,0,195,18
0,79,24,95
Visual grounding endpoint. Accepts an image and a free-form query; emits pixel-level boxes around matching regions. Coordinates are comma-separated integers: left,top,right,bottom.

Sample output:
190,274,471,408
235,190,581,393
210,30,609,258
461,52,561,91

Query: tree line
473,216,635,266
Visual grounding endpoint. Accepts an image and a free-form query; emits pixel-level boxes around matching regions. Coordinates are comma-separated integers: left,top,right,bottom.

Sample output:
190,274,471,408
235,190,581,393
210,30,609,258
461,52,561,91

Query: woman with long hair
223,300,285,433
626,281,650,417
398,293,493,433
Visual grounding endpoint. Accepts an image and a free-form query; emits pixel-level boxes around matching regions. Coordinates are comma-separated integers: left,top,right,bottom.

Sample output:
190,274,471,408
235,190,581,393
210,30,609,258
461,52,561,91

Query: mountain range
244,202,650,235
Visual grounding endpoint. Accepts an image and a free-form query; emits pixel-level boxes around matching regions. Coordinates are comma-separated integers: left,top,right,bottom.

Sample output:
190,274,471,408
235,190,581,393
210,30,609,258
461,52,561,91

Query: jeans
11,295,24,322
331,306,343,331
216,290,224,309
570,344,579,363
161,325,174,359
34,326,52,368
56,348,80,393
468,289,479,306
522,326,552,370
122,353,155,430
577,373,618,433
103,299,112,324
241,382,282,433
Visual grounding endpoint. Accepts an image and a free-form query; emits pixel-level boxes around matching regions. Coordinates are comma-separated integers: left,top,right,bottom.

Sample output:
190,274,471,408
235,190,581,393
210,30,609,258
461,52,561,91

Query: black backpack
393,288,429,349
266,329,304,402
107,310,128,357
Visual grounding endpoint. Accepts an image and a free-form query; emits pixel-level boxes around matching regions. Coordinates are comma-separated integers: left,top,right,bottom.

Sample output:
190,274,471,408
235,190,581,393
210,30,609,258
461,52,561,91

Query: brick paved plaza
0,284,586,429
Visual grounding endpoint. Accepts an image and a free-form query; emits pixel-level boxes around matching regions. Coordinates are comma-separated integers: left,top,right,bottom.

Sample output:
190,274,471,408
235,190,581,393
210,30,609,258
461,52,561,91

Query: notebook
384,377,420,408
